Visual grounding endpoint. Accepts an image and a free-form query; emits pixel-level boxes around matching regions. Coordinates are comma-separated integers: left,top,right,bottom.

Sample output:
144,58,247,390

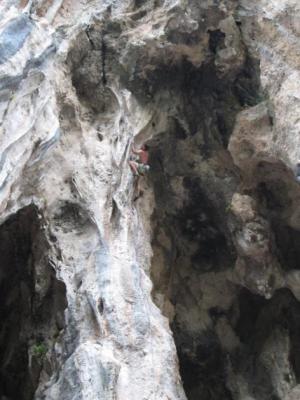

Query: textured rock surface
0,1,299,400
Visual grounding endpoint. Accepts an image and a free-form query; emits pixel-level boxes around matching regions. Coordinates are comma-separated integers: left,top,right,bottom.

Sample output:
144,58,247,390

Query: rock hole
208,29,226,54
53,201,93,234
0,205,67,400
98,297,104,315
67,29,117,114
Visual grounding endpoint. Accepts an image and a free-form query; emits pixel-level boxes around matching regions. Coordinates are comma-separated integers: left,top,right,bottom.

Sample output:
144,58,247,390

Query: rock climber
129,144,150,176
129,144,150,201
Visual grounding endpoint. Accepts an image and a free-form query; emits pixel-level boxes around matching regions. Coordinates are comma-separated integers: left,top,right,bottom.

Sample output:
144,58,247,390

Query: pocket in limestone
52,201,94,234
67,30,118,115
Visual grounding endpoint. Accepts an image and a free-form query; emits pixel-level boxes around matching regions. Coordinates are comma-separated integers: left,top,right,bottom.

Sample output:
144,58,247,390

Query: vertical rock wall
0,1,299,400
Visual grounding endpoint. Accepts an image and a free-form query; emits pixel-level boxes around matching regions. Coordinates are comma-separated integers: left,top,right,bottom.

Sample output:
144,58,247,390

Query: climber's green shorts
137,163,150,175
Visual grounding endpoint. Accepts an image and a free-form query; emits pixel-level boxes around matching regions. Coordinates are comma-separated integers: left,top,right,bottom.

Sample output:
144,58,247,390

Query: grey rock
0,14,33,64
0,1,299,400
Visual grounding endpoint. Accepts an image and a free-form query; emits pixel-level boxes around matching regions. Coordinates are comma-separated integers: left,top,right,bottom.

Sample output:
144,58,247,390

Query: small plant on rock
33,343,47,358
225,203,232,213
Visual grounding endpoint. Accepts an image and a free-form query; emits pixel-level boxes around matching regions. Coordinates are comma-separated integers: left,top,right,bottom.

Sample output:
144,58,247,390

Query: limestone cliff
0,1,300,400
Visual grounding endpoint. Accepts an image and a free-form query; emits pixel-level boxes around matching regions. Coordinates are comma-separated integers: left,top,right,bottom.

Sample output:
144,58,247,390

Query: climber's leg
296,162,300,183
129,160,139,176
133,175,146,201
133,178,140,202
133,182,144,202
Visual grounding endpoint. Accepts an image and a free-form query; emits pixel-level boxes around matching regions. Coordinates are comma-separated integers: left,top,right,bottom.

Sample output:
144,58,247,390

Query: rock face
0,1,300,400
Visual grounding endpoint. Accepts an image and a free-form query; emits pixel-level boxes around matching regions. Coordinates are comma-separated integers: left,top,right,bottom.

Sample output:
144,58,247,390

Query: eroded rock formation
0,0,300,399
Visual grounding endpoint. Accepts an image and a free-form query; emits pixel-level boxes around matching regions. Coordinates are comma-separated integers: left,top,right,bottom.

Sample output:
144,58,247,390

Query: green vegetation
225,203,232,213
32,343,47,358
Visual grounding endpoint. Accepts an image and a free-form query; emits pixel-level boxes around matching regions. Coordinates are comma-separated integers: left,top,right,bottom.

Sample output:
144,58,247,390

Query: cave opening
147,50,300,398
0,205,67,400
174,327,233,400
147,49,254,399
150,140,237,399
229,288,300,399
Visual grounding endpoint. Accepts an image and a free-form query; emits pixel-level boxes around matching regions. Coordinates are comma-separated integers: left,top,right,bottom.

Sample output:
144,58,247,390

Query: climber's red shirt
132,147,149,164
139,150,149,164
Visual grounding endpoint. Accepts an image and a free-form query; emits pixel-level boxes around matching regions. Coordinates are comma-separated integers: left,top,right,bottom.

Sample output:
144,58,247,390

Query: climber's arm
132,145,143,155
